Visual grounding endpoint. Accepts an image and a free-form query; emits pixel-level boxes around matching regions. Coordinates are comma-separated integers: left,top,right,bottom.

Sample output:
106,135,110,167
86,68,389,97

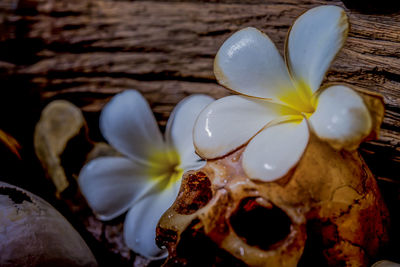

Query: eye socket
173,171,213,215
230,197,292,250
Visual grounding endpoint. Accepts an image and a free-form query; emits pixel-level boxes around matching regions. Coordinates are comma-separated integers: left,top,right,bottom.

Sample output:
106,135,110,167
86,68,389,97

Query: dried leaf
34,100,87,195
0,129,21,159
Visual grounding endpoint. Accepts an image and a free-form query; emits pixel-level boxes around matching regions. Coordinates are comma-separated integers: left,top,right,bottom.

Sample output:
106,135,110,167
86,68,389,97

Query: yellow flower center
278,80,316,114
146,147,183,190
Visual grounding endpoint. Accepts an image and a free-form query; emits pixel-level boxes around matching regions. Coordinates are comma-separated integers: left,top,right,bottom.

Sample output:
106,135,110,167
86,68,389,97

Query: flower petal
286,5,348,96
123,180,180,259
214,27,298,104
242,119,309,182
165,94,214,171
193,95,298,159
100,90,166,164
78,156,157,220
353,88,385,141
309,85,372,150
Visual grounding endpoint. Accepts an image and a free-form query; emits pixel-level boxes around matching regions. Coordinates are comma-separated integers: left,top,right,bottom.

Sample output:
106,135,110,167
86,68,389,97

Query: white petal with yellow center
165,94,214,171
123,180,181,259
100,90,167,165
79,90,213,259
214,27,299,105
78,157,158,221
194,95,298,159
286,5,348,96
309,85,372,150
242,119,309,182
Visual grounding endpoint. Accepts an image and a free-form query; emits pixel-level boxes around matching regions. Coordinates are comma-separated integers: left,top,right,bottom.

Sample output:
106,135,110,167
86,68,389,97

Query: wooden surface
1,0,400,180
0,0,400,266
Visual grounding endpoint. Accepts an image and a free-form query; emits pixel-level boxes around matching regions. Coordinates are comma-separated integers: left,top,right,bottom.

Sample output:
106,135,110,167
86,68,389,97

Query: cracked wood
1,0,399,182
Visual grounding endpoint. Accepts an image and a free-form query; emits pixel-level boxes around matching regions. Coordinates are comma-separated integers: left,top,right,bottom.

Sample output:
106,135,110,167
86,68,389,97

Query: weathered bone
157,134,389,266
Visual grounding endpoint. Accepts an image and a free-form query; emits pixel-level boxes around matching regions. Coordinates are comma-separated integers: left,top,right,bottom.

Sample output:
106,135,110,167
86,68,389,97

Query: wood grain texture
1,0,399,181
1,0,400,265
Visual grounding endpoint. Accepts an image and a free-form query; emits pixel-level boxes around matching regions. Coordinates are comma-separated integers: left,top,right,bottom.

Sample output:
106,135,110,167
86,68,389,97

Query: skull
0,182,97,267
157,133,389,266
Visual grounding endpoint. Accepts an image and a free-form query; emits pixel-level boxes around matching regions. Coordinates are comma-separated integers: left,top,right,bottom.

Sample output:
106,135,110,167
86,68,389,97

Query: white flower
78,90,213,259
193,5,373,182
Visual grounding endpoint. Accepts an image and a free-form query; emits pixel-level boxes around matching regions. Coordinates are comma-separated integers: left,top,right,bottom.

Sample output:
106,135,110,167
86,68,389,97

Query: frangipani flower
194,5,373,182
78,90,213,259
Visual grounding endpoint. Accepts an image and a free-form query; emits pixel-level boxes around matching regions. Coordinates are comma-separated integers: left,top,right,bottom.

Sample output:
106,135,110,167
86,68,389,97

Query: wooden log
2,0,399,180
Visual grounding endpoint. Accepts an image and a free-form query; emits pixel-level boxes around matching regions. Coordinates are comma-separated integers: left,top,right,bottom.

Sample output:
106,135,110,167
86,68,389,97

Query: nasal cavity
230,197,292,250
